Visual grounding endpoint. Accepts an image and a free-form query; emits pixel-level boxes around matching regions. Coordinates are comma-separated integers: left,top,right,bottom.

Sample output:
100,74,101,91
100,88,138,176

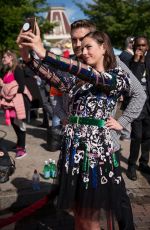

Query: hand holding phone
17,19,46,59
22,17,36,34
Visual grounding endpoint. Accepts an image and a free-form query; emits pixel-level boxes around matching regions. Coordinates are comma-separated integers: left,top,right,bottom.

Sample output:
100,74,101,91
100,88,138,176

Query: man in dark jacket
119,36,134,67
126,36,150,181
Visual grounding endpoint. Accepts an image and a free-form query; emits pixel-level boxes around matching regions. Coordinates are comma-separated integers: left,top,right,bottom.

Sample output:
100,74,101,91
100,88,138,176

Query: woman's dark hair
83,31,116,70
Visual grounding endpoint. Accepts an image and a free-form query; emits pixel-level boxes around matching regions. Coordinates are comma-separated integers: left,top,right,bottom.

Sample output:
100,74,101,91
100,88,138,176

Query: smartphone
22,17,36,34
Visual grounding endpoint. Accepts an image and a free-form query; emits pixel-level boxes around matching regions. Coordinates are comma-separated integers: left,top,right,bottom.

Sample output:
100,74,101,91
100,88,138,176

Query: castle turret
44,7,71,45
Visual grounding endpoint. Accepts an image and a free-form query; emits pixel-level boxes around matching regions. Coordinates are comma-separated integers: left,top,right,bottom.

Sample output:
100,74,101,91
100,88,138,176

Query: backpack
0,148,15,183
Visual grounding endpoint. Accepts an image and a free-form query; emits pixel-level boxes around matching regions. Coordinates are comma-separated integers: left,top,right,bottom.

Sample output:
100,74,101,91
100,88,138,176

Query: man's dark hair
71,19,96,32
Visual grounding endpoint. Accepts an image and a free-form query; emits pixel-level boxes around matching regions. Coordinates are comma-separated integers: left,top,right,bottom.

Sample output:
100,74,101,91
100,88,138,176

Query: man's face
135,38,149,55
71,27,91,58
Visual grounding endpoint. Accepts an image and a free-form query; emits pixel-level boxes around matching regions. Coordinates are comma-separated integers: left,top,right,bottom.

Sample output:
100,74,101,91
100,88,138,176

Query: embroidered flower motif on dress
74,150,84,163
72,167,79,175
101,176,108,184
89,157,97,168
109,171,114,178
83,175,89,183
114,176,122,184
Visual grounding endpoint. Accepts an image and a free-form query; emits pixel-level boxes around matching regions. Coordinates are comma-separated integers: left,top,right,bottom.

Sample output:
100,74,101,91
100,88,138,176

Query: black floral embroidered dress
57,69,130,212
28,54,130,214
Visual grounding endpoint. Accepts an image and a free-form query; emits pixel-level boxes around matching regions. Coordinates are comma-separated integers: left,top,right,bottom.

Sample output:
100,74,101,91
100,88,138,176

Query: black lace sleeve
27,51,130,95
43,51,117,93
26,58,75,93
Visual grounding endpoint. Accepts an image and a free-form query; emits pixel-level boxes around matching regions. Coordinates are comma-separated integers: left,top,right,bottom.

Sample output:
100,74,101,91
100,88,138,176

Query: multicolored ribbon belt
69,115,105,127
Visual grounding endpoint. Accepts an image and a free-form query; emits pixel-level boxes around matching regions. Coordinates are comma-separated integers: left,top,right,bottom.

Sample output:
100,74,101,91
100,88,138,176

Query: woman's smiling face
82,36,106,68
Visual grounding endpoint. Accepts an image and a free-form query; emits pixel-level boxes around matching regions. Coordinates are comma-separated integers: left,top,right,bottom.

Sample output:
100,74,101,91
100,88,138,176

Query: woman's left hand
106,116,123,131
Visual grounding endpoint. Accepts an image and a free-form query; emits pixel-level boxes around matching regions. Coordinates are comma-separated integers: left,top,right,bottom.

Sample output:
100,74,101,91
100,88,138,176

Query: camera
22,17,36,34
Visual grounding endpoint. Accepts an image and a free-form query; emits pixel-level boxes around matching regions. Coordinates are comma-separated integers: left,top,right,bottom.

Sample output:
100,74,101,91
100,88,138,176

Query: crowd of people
0,18,150,229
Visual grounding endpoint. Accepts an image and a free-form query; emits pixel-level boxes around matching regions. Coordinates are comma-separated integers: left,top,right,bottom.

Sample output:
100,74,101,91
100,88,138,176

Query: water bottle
51,160,57,178
49,158,52,177
32,169,40,191
43,161,50,179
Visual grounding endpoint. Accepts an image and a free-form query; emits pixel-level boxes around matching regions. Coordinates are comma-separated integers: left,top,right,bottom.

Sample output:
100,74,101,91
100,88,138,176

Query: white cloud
65,1,92,23
65,7,76,21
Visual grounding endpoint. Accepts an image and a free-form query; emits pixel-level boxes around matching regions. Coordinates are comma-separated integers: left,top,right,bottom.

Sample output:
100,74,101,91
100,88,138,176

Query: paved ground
0,110,150,230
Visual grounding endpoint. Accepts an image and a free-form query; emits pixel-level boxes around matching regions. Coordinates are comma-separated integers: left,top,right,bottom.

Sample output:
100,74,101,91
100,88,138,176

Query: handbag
0,148,15,183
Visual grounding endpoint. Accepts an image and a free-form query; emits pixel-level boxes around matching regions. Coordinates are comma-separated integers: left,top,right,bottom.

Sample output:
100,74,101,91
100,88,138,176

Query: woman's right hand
16,22,46,60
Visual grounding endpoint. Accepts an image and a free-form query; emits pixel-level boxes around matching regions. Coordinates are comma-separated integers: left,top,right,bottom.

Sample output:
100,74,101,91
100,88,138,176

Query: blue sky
47,0,93,23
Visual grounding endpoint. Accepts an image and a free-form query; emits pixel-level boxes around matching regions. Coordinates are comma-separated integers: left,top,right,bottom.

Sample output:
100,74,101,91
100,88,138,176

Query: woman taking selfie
17,23,136,229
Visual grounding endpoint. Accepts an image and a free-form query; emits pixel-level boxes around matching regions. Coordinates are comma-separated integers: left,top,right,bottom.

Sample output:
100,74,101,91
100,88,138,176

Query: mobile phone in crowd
22,17,36,34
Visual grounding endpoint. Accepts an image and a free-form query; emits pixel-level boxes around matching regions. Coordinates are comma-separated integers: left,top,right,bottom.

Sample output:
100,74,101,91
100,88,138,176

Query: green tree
0,0,55,55
38,18,58,39
75,0,150,48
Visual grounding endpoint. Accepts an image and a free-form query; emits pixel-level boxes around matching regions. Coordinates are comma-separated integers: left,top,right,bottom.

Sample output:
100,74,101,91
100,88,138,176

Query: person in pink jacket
1,50,32,158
